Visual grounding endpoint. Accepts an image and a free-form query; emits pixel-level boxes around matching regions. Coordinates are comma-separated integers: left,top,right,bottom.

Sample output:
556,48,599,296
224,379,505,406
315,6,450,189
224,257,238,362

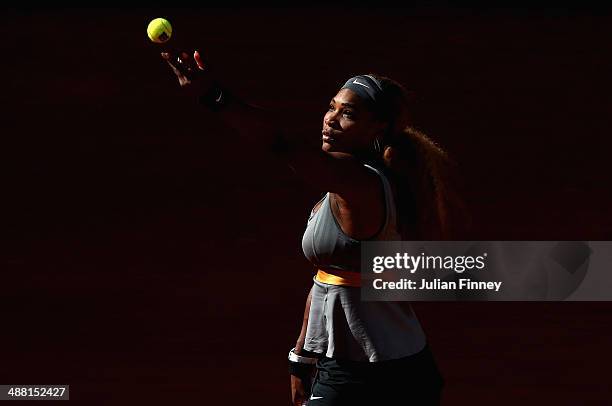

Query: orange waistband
315,269,361,287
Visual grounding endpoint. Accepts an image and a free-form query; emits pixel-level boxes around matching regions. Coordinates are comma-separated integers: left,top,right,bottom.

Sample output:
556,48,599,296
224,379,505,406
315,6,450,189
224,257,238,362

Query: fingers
164,51,197,85
194,50,206,70
160,49,208,88
178,50,208,74
178,51,191,71
162,50,206,73
161,51,185,77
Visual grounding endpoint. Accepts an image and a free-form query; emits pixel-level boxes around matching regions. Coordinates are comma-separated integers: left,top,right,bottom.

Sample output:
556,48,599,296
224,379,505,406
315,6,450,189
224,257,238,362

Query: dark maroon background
2,5,611,405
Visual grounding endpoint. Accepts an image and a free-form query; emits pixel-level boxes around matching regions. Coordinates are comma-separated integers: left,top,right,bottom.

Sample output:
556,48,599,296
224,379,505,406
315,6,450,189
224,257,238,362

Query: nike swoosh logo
215,91,223,102
310,395,324,400
352,79,370,89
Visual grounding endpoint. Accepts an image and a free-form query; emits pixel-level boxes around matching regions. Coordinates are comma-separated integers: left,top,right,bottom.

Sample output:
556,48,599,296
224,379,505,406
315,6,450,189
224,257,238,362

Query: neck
354,149,383,166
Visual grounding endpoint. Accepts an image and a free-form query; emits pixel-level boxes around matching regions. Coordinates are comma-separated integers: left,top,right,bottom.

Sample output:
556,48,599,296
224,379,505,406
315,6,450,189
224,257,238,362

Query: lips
322,129,337,142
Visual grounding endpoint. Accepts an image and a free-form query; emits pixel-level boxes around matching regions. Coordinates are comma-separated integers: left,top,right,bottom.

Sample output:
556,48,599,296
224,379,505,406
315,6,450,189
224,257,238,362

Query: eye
328,104,335,112
343,110,354,118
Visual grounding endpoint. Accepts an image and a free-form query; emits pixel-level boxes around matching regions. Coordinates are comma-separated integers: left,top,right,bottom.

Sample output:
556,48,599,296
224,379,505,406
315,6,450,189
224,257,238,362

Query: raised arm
160,50,383,203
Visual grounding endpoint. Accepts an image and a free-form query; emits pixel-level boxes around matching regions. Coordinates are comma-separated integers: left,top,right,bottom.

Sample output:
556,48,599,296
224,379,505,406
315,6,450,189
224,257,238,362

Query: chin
321,141,335,152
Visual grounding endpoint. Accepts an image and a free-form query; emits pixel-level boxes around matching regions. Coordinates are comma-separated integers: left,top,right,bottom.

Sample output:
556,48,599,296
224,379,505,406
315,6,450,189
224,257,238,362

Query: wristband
288,347,318,365
199,82,227,112
288,347,318,378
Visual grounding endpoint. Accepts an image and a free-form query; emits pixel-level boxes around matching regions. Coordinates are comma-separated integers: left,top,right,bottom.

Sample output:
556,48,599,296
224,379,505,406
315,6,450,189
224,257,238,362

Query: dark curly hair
366,74,471,240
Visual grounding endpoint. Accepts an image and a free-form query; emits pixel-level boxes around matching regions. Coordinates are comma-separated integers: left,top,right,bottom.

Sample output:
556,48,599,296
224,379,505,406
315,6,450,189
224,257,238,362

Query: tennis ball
147,18,172,44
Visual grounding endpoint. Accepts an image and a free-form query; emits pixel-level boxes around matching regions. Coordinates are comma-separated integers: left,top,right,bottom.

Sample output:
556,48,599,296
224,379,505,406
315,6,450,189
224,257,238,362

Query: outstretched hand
161,50,214,95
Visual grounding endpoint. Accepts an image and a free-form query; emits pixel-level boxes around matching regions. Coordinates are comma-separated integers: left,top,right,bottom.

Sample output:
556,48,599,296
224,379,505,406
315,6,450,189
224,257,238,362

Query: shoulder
330,161,389,240
333,159,386,206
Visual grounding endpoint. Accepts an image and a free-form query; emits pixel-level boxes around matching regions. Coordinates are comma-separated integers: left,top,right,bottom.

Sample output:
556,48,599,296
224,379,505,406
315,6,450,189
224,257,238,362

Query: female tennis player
160,49,463,405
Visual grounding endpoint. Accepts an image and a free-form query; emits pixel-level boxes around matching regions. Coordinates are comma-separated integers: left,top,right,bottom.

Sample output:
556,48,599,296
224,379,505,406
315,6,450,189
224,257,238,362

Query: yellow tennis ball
147,18,172,44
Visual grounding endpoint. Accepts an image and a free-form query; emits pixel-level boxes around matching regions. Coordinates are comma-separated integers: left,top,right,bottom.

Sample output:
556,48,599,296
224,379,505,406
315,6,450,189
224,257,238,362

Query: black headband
340,75,384,106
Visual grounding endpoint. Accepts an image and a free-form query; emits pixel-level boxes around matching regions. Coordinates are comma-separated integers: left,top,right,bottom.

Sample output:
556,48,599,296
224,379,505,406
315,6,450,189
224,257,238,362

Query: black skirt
308,343,445,406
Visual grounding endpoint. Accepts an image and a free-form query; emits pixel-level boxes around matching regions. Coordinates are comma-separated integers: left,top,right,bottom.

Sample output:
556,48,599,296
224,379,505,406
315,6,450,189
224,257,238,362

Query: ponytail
369,74,471,240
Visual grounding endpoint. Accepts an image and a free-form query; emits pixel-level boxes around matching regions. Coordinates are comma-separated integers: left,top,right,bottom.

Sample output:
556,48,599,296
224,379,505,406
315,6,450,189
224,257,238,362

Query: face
321,88,387,154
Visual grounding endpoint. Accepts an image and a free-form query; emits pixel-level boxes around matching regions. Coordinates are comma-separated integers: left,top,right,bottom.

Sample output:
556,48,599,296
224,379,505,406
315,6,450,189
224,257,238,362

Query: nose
324,111,338,128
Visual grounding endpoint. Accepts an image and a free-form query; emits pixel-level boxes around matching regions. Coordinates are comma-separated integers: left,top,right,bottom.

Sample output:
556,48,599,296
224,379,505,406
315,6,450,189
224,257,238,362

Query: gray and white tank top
302,163,427,362
301,164,401,272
